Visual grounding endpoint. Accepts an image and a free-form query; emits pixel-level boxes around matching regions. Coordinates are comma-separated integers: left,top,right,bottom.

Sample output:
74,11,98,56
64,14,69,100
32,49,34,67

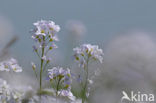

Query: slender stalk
40,38,45,92
82,56,89,103
43,62,48,72
33,69,38,80
34,50,41,59
56,77,61,96
55,77,61,103
40,47,44,91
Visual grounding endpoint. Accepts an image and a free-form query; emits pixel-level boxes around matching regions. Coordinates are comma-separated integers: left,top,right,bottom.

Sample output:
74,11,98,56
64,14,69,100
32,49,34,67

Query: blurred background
1,0,156,103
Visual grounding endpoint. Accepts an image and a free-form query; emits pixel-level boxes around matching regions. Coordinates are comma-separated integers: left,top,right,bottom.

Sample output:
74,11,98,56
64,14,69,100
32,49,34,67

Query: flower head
31,20,60,63
58,90,76,101
48,67,72,90
0,58,22,72
33,20,60,36
32,20,60,43
47,67,74,100
73,44,104,67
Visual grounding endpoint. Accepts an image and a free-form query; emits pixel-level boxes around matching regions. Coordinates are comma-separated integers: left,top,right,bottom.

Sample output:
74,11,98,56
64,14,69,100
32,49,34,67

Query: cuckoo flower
0,58,22,72
73,44,104,103
31,20,60,92
31,20,60,50
58,90,75,101
47,67,75,101
73,44,104,68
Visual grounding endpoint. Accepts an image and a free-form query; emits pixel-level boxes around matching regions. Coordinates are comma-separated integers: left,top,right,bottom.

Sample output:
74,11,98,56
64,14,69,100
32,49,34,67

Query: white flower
90,45,104,63
0,58,22,73
33,20,60,37
59,90,76,101
88,79,93,84
0,79,23,103
11,64,22,72
0,79,11,103
73,44,104,67
48,67,71,79
0,62,10,71
48,67,72,88
86,92,89,98
49,43,58,49
41,55,47,61
47,67,73,99
31,20,60,59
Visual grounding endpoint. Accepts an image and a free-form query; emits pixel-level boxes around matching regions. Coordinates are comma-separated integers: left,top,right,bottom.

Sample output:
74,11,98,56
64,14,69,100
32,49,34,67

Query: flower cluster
47,67,72,90
73,44,104,103
58,90,75,101
0,19,105,103
47,67,75,101
32,20,60,50
0,79,23,103
31,20,60,91
73,44,104,67
0,58,22,72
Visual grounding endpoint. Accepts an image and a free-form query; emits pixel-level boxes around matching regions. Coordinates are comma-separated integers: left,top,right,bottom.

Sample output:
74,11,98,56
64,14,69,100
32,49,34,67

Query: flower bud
31,62,36,70
32,45,37,52
47,58,51,63
49,38,53,42
49,46,53,50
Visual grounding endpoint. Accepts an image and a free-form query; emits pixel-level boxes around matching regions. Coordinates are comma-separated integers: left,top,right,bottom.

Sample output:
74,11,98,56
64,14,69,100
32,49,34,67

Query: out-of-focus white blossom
0,79,23,103
0,16,13,43
66,20,86,37
28,95,80,103
0,58,22,72
58,90,76,101
0,79,10,102
88,79,93,85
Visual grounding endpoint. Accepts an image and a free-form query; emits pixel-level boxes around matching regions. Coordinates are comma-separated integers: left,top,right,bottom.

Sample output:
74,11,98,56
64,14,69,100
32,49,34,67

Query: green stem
33,69,38,80
35,51,41,59
43,62,48,72
55,77,61,103
56,77,61,96
40,45,45,92
82,57,89,103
